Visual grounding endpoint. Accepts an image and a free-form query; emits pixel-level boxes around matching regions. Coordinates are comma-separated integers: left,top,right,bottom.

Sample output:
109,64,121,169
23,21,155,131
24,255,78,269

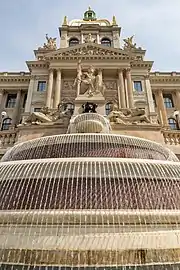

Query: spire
112,15,117,26
62,16,68,25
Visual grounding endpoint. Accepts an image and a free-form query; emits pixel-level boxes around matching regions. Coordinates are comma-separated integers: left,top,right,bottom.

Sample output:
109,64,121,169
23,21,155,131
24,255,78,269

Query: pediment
44,43,130,60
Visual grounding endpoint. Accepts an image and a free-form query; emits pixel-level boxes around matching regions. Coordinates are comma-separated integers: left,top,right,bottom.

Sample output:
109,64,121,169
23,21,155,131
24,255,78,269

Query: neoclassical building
0,7,180,157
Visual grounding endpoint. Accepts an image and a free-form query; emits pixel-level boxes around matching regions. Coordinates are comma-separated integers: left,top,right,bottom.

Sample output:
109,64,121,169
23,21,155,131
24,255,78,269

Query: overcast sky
0,0,179,72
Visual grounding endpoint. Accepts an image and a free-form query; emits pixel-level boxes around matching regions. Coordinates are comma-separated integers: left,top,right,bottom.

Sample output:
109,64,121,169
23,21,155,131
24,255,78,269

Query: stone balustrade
0,131,17,148
163,130,180,145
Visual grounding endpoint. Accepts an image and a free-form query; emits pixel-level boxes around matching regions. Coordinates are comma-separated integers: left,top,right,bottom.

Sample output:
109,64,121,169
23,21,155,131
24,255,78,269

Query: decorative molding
0,76,30,82
150,76,180,83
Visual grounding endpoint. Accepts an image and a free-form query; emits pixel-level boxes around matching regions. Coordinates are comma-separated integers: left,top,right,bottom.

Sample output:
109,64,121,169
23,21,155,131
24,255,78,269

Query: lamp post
1,111,7,131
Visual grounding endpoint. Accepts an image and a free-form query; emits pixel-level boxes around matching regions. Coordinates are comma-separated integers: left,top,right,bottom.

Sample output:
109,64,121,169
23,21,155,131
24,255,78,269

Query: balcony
0,130,17,151
163,130,180,145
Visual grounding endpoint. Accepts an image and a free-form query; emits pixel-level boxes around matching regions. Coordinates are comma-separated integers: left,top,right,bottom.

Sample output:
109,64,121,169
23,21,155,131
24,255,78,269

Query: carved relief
61,80,76,99
104,80,118,100
104,80,117,90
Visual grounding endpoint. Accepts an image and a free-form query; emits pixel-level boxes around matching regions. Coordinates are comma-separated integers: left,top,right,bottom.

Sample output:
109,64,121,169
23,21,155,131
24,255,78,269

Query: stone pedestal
74,94,106,116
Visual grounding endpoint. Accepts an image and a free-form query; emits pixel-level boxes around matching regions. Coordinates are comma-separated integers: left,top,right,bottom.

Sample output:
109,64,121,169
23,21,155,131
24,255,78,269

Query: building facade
0,7,180,157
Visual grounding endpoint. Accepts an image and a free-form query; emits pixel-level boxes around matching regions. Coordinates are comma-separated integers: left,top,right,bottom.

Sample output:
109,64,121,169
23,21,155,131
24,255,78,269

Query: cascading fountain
1,111,180,269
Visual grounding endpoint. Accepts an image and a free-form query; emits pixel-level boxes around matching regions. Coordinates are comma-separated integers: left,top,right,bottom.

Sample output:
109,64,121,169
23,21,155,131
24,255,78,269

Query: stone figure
82,102,98,113
84,33,95,43
173,110,180,129
108,103,151,125
74,60,105,97
123,35,137,50
23,103,71,125
43,34,57,50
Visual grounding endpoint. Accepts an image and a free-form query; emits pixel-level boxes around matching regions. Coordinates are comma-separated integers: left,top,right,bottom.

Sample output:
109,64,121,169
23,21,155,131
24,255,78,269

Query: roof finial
112,15,117,26
88,6,91,10
62,16,68,25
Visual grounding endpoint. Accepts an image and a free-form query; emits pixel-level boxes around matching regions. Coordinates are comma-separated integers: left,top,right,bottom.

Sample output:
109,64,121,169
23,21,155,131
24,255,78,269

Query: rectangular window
6,94,17,108
134,81,143,92
34,108,41,112
163,94,174,108
37,81,46,92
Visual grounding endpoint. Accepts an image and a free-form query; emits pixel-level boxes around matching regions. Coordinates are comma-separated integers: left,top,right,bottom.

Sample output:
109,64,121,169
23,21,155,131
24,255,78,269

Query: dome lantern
83,6,97,21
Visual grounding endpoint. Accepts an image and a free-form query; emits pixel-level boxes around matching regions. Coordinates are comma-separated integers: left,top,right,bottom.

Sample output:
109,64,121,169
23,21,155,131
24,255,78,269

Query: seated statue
24,107,53,125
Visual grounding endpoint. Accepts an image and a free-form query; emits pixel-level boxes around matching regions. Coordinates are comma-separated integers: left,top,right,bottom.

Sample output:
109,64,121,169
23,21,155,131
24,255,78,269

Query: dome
1,113,180,268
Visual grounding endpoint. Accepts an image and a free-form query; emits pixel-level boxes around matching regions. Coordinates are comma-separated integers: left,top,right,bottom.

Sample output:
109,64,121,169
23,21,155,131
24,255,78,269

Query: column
156,89,168,126
118,69,126,108
126,68,134,108
25,75,35,113
175,90,180,110
12,90,21,126
97,33,100,44
81,33,84,44
46,69,54,108
145,75,155,113
54,69,62,108
0,89,5,111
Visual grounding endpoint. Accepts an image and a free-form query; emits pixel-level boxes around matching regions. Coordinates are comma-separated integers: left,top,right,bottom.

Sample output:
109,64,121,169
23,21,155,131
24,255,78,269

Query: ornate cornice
150,76,180,83
26,61,49,72
0,75,30,83
131,61,153,71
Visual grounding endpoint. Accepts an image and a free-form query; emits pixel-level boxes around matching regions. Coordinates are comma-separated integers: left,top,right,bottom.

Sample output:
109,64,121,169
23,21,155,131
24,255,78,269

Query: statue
84,33,95,43
74,60,105,97
123,35,137,50
23,102,71,126
42,34,57,50
108,102,151,125
82,102,97,113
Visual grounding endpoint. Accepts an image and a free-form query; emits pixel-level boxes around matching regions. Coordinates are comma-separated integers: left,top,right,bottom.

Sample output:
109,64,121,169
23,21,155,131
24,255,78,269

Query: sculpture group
73,60,105,97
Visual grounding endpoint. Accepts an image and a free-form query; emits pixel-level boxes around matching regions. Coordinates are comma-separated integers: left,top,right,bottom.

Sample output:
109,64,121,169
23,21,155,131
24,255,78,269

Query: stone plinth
111,123,164,143
74,94,106,115
17,119,69,143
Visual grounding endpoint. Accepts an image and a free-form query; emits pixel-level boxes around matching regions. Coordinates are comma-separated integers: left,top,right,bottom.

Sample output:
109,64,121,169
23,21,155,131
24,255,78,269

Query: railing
163,130,180,145
0,130,17,148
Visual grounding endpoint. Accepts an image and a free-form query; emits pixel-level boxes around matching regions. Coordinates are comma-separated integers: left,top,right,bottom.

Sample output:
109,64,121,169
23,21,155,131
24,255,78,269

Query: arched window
1,118,12,131
101,38,111,47
163,94,174,108
105,102,112,115
69,38,79,47
168,118,177,130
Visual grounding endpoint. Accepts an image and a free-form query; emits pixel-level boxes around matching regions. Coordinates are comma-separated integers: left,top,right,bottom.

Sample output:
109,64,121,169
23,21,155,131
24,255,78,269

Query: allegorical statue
108,102,151,125
41,34,57,50
73,60,105,97
123,35,137,50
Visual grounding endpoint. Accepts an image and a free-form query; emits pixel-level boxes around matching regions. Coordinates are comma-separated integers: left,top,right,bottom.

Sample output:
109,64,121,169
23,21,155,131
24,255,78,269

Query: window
34,108,41,112
1,118,12,130
69,38,79,47
6,94,17,108
37,81,46,92
23,93,27,108
168,118,177,130
105,102,112,115
134,81,143,92
101,38,111,47
163,94,174,108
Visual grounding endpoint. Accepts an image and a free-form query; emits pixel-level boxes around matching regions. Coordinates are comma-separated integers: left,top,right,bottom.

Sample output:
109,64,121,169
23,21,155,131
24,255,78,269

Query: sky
0,0,180,72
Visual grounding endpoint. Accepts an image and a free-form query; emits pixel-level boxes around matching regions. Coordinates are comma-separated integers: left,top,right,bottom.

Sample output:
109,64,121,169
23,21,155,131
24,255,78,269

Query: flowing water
0,113,180,269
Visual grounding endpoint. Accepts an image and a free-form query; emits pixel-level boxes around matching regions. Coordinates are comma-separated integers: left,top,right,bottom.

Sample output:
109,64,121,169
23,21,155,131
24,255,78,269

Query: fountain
1,110,180,269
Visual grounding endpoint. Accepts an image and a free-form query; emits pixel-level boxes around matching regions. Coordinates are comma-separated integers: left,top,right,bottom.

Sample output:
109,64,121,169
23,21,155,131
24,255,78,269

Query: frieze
63,80,74,90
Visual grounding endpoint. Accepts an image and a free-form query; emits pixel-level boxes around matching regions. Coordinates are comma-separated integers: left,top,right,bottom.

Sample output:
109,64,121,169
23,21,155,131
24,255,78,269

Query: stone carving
104,80,117,90
123,35,137,50
82,102,98,113
51,45,127,58
23,103,70,125
73,60,105,97
39,34,57,50
108,103,151,125
84,33,96,43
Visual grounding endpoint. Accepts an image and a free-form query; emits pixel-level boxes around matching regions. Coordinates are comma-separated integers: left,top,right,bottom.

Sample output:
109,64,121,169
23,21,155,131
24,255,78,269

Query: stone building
0,7,180,157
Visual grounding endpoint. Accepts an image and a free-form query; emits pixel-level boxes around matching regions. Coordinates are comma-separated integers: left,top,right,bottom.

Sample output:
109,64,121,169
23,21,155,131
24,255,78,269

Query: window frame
168,118,177,130
6,94,17,108
101,38,111,47
105,102,113,115
163,94,174,108
1,117,12,131
134,81,143,92
37,81,46,92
